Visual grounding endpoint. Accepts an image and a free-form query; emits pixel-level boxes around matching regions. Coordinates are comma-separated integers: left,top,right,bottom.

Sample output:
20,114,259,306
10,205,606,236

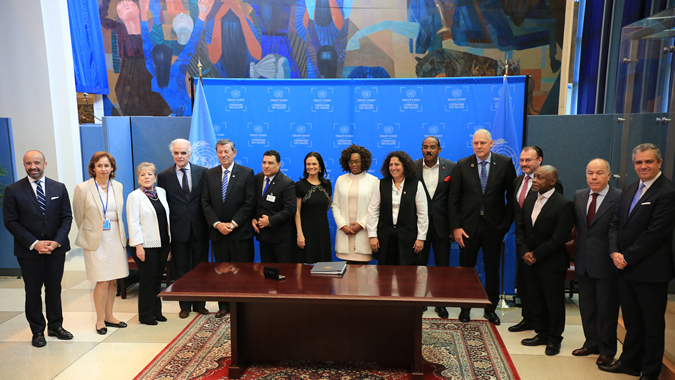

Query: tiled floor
0,252,623,380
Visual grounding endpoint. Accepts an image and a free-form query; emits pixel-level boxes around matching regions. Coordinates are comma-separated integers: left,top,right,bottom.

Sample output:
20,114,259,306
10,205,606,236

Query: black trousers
577,272,620,356
171,237,209,312
212,237,254,311
259,240,295,264
617,274,668,377
459,218,502,312
132,246,169,323
420,222,451,267
17,254,65,334
523,266,566,343
516,257,533,321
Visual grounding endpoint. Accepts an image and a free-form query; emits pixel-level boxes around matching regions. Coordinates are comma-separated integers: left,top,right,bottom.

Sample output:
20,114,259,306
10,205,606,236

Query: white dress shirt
366,179,428,240
531,187,555,225
422,158,440,199
175,162,192,191
586,184,609,213
213,162,238,228
477,153,492,178
517,174,533,200
28,176,46,250
634,171,662,201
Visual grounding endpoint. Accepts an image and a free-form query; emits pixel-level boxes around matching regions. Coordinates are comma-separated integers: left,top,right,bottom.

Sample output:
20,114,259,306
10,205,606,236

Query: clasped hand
35,240,57,254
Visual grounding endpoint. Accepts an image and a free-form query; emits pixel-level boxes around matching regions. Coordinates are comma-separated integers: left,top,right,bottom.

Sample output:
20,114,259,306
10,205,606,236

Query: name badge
102,219,111,231
266,194,276,202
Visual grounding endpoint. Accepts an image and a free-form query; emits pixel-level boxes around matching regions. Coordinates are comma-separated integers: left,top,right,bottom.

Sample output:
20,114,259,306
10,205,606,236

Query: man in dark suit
571,158,620,366
600,143,675,380
415,136,455,319
516,165,574,356
3,150,73,347
157,139,210,319
202,139,256,318
252,150,296,263
510,145,564,333
448,129,516,325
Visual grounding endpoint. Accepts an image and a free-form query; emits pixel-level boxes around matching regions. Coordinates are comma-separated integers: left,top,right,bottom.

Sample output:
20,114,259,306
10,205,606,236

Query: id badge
102,219,111,231
266,194,276,202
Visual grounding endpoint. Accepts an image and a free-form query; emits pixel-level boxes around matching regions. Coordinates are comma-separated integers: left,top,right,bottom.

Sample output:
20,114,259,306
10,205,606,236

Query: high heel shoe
96,325,107,335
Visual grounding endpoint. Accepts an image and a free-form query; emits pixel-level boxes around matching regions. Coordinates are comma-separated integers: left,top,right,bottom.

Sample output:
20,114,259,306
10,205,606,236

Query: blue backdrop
202,76,526,294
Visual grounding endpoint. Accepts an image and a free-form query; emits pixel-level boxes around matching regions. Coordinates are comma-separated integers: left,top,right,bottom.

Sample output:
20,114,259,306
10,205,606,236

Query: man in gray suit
571,159,620,366
415,136,455,318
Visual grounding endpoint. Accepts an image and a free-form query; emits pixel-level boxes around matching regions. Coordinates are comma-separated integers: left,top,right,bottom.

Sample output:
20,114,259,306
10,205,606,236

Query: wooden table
159,262,489,379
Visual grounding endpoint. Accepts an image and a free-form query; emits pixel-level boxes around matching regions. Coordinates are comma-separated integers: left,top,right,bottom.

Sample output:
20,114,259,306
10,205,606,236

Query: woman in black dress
295,152,332,263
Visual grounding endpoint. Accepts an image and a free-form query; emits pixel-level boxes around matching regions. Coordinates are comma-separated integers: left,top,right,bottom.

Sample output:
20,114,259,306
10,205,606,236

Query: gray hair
588,158,611,172
136,162,157,178
169,138,192,156
632,143,662,162
473,128,492,141
216,139,236,151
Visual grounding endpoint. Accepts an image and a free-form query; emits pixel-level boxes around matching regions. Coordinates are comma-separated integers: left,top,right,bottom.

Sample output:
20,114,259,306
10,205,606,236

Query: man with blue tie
3,150,73,347
600,144,675,380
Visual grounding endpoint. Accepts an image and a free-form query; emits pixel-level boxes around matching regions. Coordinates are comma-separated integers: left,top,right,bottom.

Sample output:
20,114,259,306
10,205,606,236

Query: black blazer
157,163,208,242
376,178,420,265
3,177,72,258
573,187,621,279
513,173,564,215
253,171,296,243
448,152,516,236
609,175,675,283
414,157,455,237
201,163,256,241
516,191,575,273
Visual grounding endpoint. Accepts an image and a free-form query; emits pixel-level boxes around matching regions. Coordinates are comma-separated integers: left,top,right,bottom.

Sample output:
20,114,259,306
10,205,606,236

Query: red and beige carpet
136,315,519,379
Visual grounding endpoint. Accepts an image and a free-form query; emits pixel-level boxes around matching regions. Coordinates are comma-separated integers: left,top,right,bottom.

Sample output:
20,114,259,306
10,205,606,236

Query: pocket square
641,202,651,205
51,196,59,200
444,176,451,182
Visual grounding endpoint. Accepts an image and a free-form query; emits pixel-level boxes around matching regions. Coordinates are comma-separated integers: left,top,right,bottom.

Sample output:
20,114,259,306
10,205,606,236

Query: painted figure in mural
100,0,172,116
347,66,391,79
250,54,291,79
414,49,496,78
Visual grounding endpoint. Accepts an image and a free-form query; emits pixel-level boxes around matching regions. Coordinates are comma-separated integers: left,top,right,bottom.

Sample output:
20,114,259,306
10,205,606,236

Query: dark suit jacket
157,163,208,242
516,191,575,272
253,171,296,243
201,163,256,241
609,175,675,283
573,187,621,279
513,173,564,215
3,177,72,258
448,152,516,236
414,157,455,237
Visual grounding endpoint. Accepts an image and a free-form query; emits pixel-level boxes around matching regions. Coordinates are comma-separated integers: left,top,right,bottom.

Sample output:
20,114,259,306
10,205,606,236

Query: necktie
180,168,190,200
222,169,229,201
36,180,45,215
531,194,545,226
629,183,646,214
480,161,488,193
587,193,598,226
263,177,270,195
518,175,530,208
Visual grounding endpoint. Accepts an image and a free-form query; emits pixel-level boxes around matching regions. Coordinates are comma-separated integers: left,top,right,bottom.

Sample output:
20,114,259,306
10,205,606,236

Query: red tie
518,175,530,208
587,193,599,226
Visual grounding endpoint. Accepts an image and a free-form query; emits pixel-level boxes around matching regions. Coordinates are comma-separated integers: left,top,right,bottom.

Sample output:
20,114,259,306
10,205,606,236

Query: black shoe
104,321,128,328
458,309,471,322
598,361,640,376
545,342,561,356
521,335,548,346
32,332,46,347
508,319,533,332
483,311,501,325
96,326,107,335
422,306,428,312
435,307,449,319
155,315,167,322
640,375,659,380
47,327,73,340
140,320,158,326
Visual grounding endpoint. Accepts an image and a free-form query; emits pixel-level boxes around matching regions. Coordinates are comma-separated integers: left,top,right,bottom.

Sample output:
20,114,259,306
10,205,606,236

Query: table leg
228,302,248,379
411,306,424,379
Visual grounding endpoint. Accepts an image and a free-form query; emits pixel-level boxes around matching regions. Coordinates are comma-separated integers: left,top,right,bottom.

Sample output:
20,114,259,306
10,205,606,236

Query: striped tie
36,180,45,215
222,169,229,201
480,161,488,193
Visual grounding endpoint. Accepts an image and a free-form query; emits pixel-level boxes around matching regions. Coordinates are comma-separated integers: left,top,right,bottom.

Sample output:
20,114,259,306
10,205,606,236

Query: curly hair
87,151,117,179
380,151,416,179
338,144,372,173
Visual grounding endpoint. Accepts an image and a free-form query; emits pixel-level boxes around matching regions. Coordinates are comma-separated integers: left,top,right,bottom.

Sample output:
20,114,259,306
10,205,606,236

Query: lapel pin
471,164,475,167
404,191,407,194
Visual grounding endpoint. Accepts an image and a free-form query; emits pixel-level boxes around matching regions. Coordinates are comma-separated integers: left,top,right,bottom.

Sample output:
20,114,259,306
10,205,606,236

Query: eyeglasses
348,160,361,165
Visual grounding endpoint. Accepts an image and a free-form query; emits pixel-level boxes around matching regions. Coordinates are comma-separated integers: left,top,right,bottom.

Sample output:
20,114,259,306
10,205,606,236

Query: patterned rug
135,315,519,380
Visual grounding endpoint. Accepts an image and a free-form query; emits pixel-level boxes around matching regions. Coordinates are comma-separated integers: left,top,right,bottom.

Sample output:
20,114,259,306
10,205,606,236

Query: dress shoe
508,319,533,332
458,309,471,322
483,311,501,325
422,306,428,312
140,319,158,326
179,310,191,319
598,360,640,376
596,355,614,366
545,342,561,356
435,307,449,319
104,321,128,328
521,335,548,346
640,375,659,380
572,347,598,356
96,326,107,335
155,315,167,322
215,309,229,318
194,307,209,315
47,327,73,340
32,333,46,347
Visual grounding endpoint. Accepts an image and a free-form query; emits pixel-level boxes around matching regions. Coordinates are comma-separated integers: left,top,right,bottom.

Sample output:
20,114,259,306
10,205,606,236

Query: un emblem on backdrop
452,89,462,97
361,90,371,98
492,138,520,173
406,89,416,98
318,90,328,99
253,124,263,134
384,125,394,134
340,125,350,134
231,89,241,98
191,141,220,169
297,125,306,134
274,90,284,98
428,125,439,134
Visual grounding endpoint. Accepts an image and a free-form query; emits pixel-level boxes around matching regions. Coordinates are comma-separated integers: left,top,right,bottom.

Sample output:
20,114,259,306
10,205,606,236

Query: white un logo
340,125,349,134
274,90,284,98
384,125,394,134
318,90,327,98
452,89,462,97
406,89,416,98
361,90,371,98
253,125,263,133
297,125,306,133
429,125,438,134
231,90,241,98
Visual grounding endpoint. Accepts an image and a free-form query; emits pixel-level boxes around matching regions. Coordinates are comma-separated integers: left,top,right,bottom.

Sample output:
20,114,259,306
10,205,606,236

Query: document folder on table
311,261,347,275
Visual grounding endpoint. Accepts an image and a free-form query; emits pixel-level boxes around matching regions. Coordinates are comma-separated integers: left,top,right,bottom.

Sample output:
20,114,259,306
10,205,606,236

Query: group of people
3,131,674,380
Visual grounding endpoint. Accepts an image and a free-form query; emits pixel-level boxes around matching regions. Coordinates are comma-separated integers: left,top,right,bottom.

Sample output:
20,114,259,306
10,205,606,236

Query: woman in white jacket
127,162,171,325
331,145,379,263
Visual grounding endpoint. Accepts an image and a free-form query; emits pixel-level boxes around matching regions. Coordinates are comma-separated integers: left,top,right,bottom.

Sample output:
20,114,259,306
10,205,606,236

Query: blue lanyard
95,179,110,219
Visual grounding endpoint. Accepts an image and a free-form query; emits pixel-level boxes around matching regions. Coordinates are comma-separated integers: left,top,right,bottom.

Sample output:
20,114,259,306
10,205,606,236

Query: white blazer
331,172,379,254
126,187,171,248
73,179,126,251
